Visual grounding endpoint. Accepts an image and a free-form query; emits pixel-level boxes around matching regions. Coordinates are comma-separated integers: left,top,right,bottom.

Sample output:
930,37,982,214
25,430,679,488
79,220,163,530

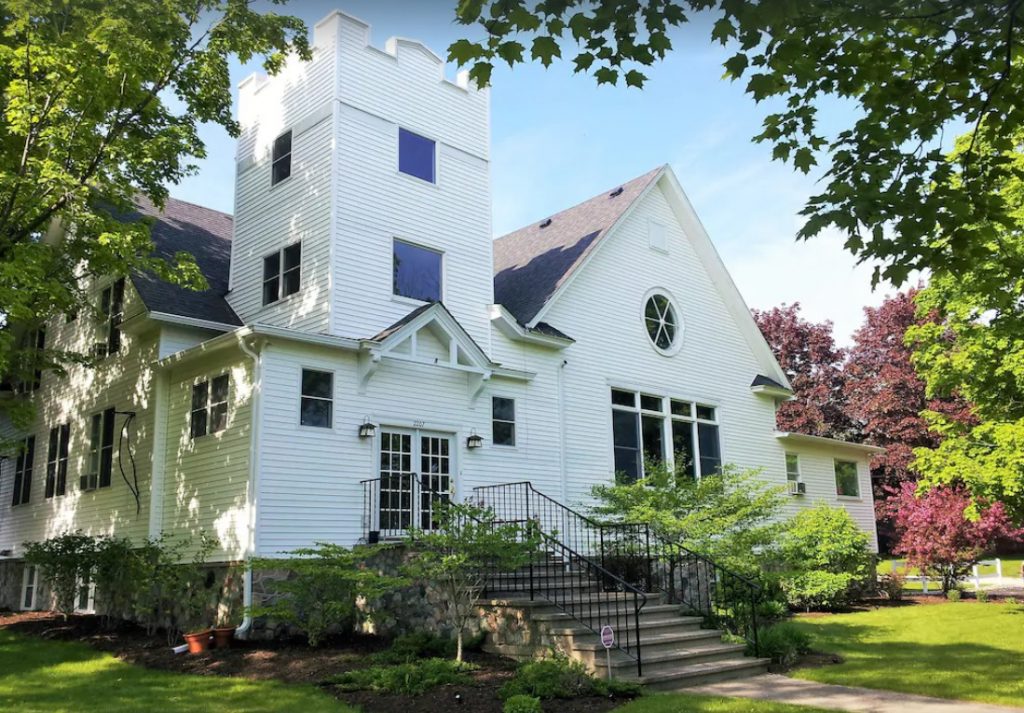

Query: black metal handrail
362,477,649,676
473,481,762,657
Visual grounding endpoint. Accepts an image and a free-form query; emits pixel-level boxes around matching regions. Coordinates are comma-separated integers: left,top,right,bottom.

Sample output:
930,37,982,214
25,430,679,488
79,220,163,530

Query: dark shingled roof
751,374,791,392
129,196,241,326
493,166,664,325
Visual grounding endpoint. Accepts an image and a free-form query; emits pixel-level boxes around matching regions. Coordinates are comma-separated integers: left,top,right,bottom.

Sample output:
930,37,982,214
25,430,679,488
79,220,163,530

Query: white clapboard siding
160,353,254,561
0,283,155,554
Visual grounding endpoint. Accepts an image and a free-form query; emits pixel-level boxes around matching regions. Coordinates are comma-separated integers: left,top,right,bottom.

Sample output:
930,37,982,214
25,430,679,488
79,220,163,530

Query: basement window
271,130,292,185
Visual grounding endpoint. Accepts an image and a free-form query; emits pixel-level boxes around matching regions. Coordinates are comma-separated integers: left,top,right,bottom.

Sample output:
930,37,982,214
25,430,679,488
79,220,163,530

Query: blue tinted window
398,128,435,183
393,240,442,302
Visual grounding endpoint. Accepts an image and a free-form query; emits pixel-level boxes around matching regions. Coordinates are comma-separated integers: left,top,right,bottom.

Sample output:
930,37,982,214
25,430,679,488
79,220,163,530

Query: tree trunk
456,628,463,662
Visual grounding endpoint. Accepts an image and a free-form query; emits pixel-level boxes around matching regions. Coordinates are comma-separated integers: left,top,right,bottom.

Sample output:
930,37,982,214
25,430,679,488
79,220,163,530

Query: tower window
398,128,436,183
271,130,292,185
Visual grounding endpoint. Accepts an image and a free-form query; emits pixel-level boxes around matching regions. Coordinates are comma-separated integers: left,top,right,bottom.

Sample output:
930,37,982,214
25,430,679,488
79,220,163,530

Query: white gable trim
528,166,791,390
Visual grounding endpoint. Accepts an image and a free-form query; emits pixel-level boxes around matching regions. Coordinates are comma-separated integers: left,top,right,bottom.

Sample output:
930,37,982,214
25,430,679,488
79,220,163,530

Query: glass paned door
377,429,453,538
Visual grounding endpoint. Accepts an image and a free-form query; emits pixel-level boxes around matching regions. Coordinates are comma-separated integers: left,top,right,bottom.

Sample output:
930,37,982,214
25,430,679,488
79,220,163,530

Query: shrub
92,535,145,627
23,531,97,619
778,505,872,611
250,542,405,647
133,532,219,643
403,503,539,661
878,572,906,602
947,589,962,602
504,695,542,713
976,589,990,603
372,631,456,664
499,653,641,701
751,622,811,666
327,658,476,695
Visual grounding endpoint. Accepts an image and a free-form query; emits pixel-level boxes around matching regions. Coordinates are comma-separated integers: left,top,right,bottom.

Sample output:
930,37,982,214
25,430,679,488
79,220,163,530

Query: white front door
377,428,453,538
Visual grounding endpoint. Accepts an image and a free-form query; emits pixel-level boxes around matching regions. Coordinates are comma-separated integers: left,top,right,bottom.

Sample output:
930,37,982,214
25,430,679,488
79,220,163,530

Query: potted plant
179,534,218,654
212,589,239,649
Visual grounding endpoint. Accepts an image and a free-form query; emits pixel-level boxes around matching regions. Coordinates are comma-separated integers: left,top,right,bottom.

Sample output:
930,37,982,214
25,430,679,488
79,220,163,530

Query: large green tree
908,127,1024,522
0,0,307,412
450,1,1024,286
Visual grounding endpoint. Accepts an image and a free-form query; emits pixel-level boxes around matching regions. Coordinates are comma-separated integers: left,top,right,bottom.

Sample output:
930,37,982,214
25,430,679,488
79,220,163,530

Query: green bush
778,505,873,611
751,622,811,666
504,695,542,713
373,631,456,663
327,658,476,695
92,535,144,627
250,542,405,647
878,572,906,601
976,589,990,603
947,589,962,602
23,531,97,619
499,653,641,700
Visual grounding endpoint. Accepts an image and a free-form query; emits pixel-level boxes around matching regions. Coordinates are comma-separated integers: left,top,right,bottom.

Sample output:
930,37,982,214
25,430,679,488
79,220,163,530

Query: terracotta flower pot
212,626,236,649
183,629,212,654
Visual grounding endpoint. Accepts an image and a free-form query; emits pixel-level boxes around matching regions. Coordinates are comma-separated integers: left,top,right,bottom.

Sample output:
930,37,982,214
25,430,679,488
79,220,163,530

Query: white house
0,11,880,616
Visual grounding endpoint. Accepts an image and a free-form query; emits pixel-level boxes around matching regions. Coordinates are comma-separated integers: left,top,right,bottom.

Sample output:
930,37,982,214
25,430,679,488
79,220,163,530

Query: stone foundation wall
0,559,54,611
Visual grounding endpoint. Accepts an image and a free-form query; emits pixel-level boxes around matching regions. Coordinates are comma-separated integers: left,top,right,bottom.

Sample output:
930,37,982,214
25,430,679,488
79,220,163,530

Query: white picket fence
888,558,1018,593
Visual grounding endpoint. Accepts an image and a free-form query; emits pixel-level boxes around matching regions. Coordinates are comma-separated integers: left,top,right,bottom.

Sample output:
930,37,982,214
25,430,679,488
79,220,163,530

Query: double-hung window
492,397,516,446
300,369,333,428
45,424,70,498
21,565,38,610
398,128,436,183
834,459,860,497
271,130,292,185
262,243,301,305
191,375,229,439
99,278,125,356
17,329,45,393
610,389,721,482
11,435,35,506
82,408,116,490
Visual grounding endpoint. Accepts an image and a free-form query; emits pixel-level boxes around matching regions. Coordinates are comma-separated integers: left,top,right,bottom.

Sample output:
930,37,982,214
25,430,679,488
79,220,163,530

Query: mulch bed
0,611,622,713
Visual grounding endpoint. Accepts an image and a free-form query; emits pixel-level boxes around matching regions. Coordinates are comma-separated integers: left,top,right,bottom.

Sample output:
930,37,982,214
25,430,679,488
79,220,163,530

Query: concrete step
544,615,705,636
591,643,749,677
572,628,726,656
639,657,770,690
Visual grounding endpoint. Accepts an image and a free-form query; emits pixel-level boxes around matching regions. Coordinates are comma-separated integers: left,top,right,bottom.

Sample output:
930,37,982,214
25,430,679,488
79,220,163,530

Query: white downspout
235,335,264,639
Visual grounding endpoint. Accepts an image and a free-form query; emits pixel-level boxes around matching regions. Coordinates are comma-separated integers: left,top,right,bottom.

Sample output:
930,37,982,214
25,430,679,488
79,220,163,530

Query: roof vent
609,186,624,198
539,218,552,228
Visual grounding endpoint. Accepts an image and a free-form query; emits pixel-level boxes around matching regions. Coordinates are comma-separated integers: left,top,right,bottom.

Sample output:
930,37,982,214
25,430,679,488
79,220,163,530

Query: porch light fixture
358,420,377,439
466,431,484,449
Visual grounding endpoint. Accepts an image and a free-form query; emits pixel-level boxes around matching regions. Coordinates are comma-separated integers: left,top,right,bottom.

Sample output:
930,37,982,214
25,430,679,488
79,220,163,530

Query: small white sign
600,625,614,649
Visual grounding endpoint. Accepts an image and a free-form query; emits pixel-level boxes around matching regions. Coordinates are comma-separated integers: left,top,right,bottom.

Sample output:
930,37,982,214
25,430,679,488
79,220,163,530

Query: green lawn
0,629,355,713
790,601,1024,707
615,695,830,712
880,557,1023,579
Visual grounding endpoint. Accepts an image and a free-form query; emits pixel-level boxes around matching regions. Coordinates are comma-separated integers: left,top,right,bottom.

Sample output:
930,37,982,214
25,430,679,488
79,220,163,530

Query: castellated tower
227,11,493,351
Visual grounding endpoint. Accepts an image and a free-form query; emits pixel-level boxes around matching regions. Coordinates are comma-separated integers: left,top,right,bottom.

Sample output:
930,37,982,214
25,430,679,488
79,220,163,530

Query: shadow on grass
0,630,352,713
790,608,1024,706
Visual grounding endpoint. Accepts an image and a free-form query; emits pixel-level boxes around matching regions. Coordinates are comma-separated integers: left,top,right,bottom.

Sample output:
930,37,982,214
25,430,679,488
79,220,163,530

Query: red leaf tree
882,482,1023,592
844,289,973,488
752,303,855,439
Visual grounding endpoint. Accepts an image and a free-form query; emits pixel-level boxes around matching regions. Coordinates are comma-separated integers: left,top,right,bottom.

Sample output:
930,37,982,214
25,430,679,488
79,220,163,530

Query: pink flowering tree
883,482,1023,593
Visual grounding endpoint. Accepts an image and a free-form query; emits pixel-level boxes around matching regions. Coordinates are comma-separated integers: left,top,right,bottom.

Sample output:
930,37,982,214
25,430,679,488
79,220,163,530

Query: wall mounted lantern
358,420,377,439
466,432,484,449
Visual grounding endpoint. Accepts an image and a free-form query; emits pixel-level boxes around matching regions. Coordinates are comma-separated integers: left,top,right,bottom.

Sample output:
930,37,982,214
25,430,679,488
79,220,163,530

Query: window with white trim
45,423,70,498
191,374,229,439
492,396,516,446
76,575,96,614
271,130,292,185
21,565,38,610
300,369,333,428
99,278,125,356
398,128,436,183
82,408,116,490
610,389,720,482
785,453,801,483
643,292,681,353
262,242,301,305
393,239,442,302
834,459,860,497
648,220,668,252
11,435,34,506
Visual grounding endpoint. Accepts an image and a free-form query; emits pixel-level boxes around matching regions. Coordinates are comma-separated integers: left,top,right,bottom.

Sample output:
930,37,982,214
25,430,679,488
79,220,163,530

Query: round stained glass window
644,293,680,353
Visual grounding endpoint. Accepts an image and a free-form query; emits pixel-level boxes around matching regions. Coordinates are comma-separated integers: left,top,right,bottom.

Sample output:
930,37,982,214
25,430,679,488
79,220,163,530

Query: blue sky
173,1,902,343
